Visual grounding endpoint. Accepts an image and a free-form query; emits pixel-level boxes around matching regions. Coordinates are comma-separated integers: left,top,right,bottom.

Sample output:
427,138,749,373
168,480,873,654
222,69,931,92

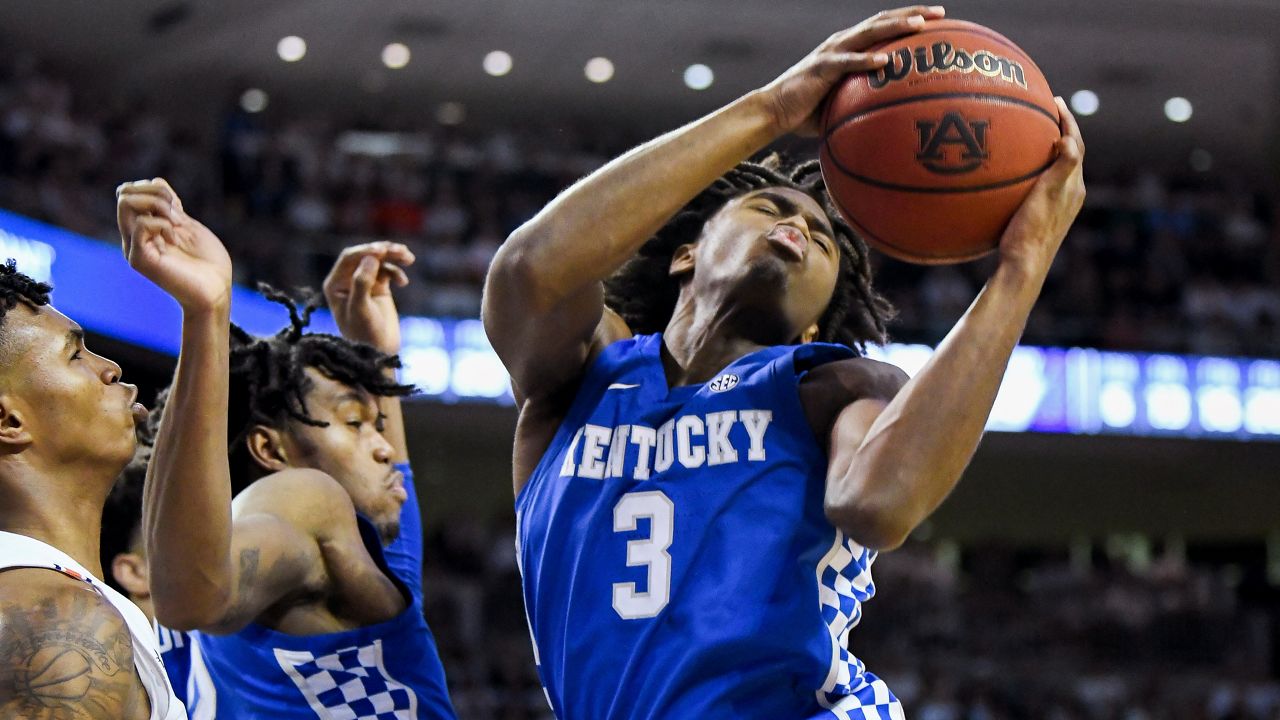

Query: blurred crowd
860,542,1280,720
2,54,1280,356
425,519,1280,720
2,54,1278,357
5,52,1280,720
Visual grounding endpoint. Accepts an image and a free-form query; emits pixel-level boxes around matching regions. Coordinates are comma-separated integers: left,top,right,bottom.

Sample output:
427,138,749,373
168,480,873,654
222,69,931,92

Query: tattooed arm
195,507,320,636
0,570,148,719
190,468,399,636
164,468,353,635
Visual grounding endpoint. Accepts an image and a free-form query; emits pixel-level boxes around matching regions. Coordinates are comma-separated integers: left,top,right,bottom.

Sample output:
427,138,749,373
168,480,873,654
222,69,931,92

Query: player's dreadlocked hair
148,285,413,495
604,155,894,353
0,259,52,338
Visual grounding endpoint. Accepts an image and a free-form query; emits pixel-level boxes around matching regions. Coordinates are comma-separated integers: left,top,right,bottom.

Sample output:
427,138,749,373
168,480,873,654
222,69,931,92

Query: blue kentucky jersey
194,463,456,719
156,622,218,719
517,333,903,720
155,622,192,707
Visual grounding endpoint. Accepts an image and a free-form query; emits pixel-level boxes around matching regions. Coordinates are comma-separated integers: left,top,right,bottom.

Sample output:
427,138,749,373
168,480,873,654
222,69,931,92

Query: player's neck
662,299,767,388
0,463,110,578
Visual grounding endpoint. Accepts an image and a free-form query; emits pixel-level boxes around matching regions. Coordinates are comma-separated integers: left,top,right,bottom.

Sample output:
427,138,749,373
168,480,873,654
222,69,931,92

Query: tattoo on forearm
0,588,143,718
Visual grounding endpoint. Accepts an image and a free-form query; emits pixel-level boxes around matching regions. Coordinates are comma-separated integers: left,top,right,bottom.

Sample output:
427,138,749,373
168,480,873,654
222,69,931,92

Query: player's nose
99,356,124,385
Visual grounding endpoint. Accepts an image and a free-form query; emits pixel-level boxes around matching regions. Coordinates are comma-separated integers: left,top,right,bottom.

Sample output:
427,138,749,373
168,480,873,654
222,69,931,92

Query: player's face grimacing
0,304,140,471
679,186,841,342
279,368,404,543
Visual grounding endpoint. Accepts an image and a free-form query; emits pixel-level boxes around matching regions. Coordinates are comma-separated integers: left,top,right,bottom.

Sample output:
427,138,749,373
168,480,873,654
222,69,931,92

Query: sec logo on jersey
708,373,739,393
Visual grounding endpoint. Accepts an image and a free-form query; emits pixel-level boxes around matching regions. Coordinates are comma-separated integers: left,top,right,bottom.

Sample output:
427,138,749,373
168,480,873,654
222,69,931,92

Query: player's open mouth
767,226,806,261
386,470,407,502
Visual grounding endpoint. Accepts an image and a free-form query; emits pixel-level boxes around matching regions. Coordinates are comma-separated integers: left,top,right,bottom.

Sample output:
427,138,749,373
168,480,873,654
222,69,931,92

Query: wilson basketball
819,19,1060,264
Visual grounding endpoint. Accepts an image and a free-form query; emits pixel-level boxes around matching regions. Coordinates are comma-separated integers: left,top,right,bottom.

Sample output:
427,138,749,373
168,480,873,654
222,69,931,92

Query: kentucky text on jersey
558,409,773,479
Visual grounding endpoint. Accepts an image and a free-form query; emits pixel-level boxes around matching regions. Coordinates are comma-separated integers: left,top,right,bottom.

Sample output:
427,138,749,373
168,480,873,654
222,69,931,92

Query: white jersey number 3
612,491,674,619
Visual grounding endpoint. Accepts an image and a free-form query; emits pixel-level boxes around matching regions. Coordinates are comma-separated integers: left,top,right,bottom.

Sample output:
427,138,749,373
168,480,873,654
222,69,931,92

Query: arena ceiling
3,0,1279,177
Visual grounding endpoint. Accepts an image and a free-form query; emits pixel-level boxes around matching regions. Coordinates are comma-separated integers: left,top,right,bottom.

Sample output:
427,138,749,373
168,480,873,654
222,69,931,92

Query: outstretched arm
323,242,422,596
322,241,415,463
117,180,317,631
483,6,944,400
821,100,1087,551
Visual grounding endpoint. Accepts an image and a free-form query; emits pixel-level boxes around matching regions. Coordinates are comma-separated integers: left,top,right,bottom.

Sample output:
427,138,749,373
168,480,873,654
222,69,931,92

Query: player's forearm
145,303,235,626
488,91,780,312
830,259,1049,548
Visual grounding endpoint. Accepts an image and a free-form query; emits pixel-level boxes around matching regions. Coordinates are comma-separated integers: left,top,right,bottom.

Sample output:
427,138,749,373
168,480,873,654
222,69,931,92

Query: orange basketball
819,19,1060,264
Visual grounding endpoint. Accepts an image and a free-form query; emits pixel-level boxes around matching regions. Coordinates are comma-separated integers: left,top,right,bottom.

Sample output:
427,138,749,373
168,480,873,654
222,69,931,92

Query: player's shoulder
797,356,908,437
511,306,632,409
0,569,142,718
234,468,357,534
799,356,909,402
0,565,113,607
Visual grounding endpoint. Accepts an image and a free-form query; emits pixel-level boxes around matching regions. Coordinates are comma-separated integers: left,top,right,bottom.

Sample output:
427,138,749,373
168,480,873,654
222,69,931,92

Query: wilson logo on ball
869,42,1028,90
915,113,989,175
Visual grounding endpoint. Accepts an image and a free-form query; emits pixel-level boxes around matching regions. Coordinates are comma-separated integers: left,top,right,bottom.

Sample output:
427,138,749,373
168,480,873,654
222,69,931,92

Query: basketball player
102,450,210,716
115,181,456,718
483,5,1085,718
0,260,185,719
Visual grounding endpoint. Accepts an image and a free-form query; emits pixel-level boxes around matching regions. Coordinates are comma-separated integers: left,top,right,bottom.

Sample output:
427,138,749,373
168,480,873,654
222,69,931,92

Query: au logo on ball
915,112,989,174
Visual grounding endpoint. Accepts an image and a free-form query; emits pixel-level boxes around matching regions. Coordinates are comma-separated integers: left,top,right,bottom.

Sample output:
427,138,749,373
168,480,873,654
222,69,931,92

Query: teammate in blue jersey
115,181,456,719
483,4,1086,718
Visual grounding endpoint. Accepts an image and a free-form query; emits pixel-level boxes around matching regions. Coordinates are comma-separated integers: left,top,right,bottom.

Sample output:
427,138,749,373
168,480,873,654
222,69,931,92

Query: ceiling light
240,88,268,113
1164,97,1192,123
484,50,513,77
1069,89,1098,116
382,43,411,70
277,36,306,62
584,57,614,83
684,64,714,90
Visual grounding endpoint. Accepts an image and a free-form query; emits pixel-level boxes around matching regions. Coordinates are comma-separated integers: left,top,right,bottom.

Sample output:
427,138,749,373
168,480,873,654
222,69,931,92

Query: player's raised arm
483,6,944,398
323,242,415,463
116,180,315,631
322,241,425,597
822,99,1086,551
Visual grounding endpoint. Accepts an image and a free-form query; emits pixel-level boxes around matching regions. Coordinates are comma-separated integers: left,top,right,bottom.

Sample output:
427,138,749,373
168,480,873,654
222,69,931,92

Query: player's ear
669,244,696,278
111,552,150,598
799,324,820,344
0,394,33,454
246,424,292,472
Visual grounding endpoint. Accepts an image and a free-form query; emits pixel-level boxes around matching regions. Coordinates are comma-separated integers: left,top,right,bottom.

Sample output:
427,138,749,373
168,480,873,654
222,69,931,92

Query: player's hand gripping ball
819,19,1060,264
